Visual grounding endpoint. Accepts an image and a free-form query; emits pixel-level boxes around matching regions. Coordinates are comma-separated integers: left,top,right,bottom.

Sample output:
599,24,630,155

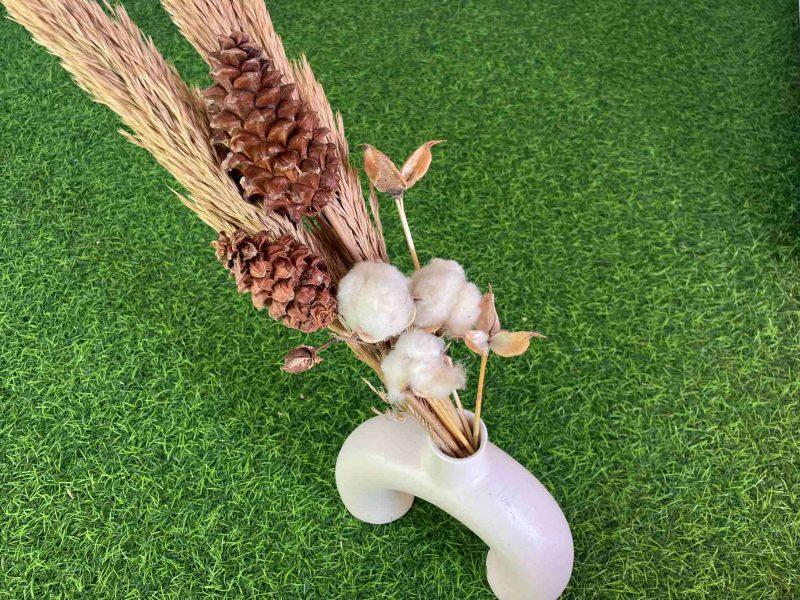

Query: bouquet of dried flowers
3,0,544,458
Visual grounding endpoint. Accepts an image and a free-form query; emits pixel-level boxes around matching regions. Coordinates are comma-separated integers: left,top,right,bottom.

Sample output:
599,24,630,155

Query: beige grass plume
1,0,377,351
0,0,318,248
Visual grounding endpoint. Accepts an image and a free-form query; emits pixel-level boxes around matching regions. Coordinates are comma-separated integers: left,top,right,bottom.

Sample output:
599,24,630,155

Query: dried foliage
464,289,546,356
203,32,340,223
282,345,323,373
364,141,444,196
400,141,444,189
160,0,387,266
362,141,444,271
1,0,289,239
363,145,406,198
3,0,543,458
160,0,293,78
213,230,337,332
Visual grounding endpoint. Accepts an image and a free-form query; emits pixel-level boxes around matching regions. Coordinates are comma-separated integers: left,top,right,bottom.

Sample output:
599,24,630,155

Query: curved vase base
487,548,534,600
341,488,414,525
336,414,573,599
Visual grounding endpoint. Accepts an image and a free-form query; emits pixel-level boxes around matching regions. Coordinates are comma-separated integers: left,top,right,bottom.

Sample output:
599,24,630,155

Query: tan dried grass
0,0,318,248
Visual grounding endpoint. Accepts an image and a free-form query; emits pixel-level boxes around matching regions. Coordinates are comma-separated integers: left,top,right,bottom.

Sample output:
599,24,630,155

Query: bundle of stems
3,0,537,457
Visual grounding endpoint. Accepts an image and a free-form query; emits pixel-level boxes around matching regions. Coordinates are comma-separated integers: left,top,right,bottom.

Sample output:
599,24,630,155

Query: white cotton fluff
411,259,466,329
337,261,415,342
381,329,442,401
381,329,466,402
412,259,483,336
380,350,412,403
392,327,445,359
408,360,466,401
445,281,482,336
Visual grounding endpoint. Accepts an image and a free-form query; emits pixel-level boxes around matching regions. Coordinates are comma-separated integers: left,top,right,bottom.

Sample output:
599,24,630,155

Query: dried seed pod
400,140,444,189
282,345,322,373
363,140,444,195
363,144,405,197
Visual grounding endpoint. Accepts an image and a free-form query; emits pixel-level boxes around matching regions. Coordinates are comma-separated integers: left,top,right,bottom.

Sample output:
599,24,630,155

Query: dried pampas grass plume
13,0,384,365
0,0,296,239
159,0,292,78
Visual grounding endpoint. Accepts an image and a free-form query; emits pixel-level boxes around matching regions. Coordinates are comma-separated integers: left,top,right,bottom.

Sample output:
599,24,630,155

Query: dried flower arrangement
3,0,544,458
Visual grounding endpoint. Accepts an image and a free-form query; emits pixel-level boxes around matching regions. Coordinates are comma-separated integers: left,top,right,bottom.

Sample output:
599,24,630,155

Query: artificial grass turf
1,0,800,597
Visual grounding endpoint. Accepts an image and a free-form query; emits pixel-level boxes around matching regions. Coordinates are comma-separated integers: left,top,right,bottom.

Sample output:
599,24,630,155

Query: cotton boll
412,258,484,337
411,258,466,329
387,389,408,404
381,329,443,401
383,328,466,401
409,360,466,400
392,328,445,361
380,350,410,403
337,261,415,342
446,282,482,336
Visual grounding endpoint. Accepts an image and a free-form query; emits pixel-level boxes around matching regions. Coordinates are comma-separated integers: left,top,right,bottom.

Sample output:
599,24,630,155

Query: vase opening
428,410,489,463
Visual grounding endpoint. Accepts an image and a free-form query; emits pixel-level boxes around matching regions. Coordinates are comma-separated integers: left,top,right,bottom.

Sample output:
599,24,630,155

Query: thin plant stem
407,395,464,457
430,398,474,454
394,194,420,270
423,424,450,456
328,321,383,372
472,352,489,447
316,338,338,352
441,395,463,435
440,396,473,452
452,390,471,437
424,397,467,454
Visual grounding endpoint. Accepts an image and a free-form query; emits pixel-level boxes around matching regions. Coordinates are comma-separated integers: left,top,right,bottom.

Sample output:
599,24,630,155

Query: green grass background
2,0,799,597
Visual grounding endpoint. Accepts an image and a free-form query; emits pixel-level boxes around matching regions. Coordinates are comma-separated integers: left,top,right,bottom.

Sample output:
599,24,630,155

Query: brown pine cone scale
213,229,337,333
203,32,340,223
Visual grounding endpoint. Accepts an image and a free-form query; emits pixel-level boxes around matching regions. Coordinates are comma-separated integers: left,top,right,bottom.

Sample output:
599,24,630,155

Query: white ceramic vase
335,412,574,600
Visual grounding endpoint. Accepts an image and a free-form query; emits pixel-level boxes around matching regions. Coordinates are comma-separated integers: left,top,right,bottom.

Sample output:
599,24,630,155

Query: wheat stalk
0,0,320,248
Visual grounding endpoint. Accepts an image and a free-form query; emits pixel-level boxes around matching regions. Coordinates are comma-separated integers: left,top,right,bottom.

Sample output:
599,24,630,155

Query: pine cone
213,229,337,333
203,32,340,223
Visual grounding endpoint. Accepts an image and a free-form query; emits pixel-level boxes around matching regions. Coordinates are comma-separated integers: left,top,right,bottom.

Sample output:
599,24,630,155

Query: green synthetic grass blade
1,1,798,597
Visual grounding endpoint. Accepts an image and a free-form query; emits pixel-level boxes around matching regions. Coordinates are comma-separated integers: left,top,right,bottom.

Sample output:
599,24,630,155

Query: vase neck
423,413,491,483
